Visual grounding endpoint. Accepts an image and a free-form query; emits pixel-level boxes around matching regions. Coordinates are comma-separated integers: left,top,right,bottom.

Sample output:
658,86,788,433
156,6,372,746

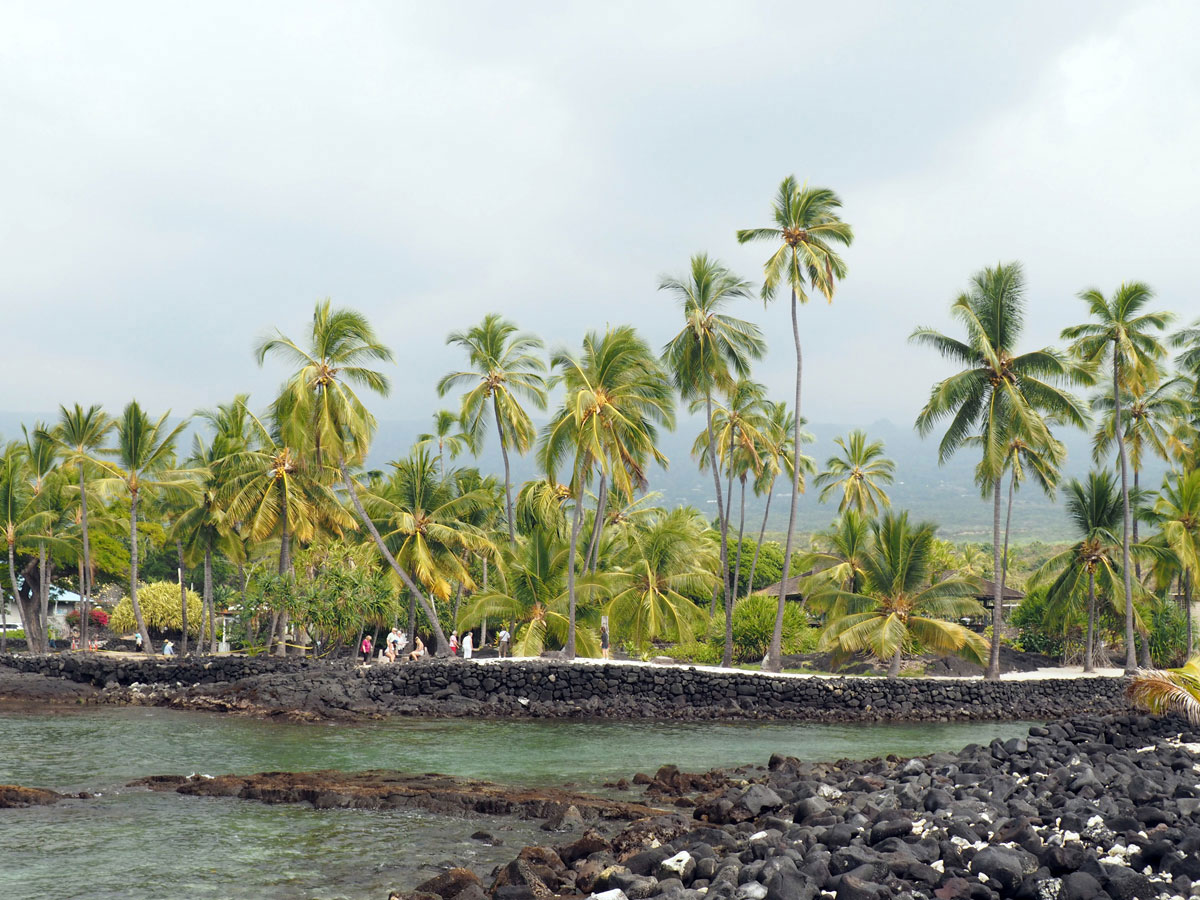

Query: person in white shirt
462,631,474,659
498,628,510,658
162,640,175,656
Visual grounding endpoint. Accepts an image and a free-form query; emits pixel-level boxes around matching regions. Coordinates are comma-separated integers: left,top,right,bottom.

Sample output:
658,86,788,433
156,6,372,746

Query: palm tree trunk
705,393,733,666
1112,344,1137,674
987,477,1003,680
1085,570,1096,674
1000,469,1015,596
177,539,188,657
480,557,488,647
38,543,49,652
77,558,86,650
339,460,450,655
768,289,803,674
732,476,747,601
746,480,775,598
585,472,608,573
494,396,516,545
565,474,585,659
1131,468,1153,668
129,490,153,653
204,546,215,654
78,461,92,650
888,646,902,680
1184,571,1193,659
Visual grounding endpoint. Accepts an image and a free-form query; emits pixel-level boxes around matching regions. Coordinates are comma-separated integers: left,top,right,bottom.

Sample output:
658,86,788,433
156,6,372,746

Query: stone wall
0,653,1131,722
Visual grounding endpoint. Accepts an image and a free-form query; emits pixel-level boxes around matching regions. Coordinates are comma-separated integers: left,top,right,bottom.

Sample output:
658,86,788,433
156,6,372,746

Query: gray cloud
2,0,1191,433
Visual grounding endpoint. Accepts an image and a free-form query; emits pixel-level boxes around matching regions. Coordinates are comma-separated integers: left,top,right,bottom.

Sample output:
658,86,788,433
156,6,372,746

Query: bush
666,640,723,665
1147,594,1189,668
1010,589,1064,658
1,629,25,641
65,607,110,628
730,594,807,663
109,582,204,636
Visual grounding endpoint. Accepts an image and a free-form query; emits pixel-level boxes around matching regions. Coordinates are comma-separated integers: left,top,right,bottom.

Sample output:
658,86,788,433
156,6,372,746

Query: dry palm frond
1127,657,1200,725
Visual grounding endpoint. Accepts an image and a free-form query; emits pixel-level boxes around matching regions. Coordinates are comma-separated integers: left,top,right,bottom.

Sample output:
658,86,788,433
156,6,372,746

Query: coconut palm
818,511,988,679
660,253,764,641
257,299,452,656
457,529,607,657
1152,469,1200,657
605,506,715,651
366,446,497,605
1030,470,1131,672
42,404,111,648
20,423,65,651
95,402,193,653
1127,656,1200,725
1063,282,1173,673
814,430,895,516
437,315,548,544
540,326,675,657
737,177,854,673
800,508,874,604
416,410,473,481
0,443,54,652
912,262,1088,679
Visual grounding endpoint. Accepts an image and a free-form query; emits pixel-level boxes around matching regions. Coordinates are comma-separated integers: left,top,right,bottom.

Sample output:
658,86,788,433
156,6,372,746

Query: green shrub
110,582,204,635
1010,589,1064,657
667,640,723,665
731,594,806,663
1147,594,1189,668
2,629,25,641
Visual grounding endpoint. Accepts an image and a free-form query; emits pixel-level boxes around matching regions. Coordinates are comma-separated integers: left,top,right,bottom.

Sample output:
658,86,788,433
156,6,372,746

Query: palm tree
256,299,452,656
737,177,854,673
1063,282,1173,673
814,430,895,516
21,423,64,652
800,508,874,601
605,507,716,651
540,326,675,657
457,528,607,657
1152,469,1200,658
912,262,1087,679
366,446,497,606
1128,656,1200,725
416,410,472,481
43,404,111,648
1030,471,1129,672
744,402,814,598
437,315,548,544
97,402,192,653
817,511,989,679
660,253,764,645
0,443,53,652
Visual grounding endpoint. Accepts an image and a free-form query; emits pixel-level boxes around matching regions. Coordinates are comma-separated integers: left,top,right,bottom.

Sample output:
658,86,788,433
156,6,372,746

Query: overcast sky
3,1,1197,431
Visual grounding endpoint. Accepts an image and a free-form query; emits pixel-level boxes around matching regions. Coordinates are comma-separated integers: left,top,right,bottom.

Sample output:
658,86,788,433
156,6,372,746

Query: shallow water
0,707,1034,899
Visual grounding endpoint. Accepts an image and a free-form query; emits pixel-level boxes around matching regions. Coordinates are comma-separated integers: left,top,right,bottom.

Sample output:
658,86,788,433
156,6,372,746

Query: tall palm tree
737,177,854,673
605,506,716,651
1152,469,1200,658
43,404,111,648
817,512,989,679
1030,470,1129,672
912,262,1087,679
660,253,764,643
97,402,192,653
814,430,896,516
416,410,473,481
540,326,675,657
22,423,63,652
1063,282,1173,673
0,443,53,652
256,299,452,655
800,508,874,601
437,315,548,544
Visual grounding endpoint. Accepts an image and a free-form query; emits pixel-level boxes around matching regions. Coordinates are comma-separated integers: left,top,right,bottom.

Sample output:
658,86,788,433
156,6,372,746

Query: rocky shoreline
0,654,1130,724
391,712,1200,900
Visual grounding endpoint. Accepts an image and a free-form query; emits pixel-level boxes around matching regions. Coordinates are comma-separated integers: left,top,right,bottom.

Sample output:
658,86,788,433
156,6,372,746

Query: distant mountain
0,411,1160,544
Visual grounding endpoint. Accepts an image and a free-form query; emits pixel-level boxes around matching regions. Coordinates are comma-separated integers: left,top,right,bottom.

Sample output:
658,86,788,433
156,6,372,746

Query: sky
3,0,1198,431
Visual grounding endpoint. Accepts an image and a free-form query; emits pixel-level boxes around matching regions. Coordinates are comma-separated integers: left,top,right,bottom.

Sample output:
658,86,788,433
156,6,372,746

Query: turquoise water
0,708,1034,899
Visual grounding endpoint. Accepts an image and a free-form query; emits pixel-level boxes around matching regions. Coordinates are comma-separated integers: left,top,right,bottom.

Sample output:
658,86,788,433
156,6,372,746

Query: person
498,627,510,659
600,624,610,660
359,634,373,663
407,635,425,661
386,628,401,663
134,631,143,653
462,630,474,659
449,632,459,656
162,639,175,656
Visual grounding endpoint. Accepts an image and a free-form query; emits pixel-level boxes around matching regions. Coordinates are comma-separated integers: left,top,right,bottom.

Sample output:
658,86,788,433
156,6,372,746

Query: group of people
356,625,514,664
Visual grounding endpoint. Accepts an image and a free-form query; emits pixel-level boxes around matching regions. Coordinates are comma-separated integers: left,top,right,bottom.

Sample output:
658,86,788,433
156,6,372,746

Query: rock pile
398,713,1200,900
